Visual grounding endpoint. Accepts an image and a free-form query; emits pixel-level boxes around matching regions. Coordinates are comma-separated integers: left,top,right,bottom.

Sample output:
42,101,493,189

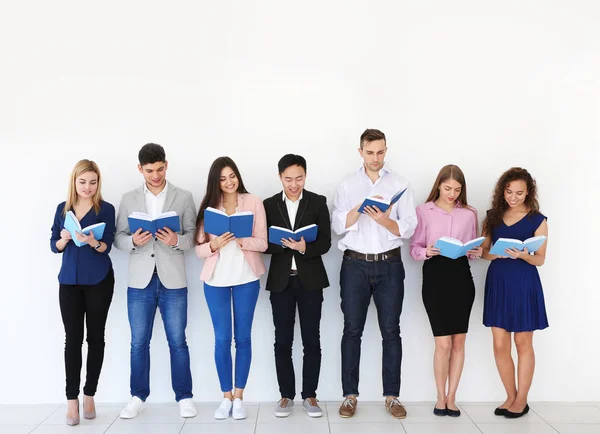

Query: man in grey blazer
114,143,197,419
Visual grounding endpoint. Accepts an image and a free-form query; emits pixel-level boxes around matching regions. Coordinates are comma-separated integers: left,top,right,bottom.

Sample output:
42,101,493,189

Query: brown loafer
385,397,407,419
339,396,357,418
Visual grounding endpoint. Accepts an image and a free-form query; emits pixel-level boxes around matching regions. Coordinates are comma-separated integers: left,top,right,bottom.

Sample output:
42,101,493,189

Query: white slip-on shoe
214,398,233,419
179,398,197,418
119,396,144,419
232,398,247,420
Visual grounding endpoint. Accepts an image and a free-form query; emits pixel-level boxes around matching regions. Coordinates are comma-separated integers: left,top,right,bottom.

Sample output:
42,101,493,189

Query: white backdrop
1,1,598,404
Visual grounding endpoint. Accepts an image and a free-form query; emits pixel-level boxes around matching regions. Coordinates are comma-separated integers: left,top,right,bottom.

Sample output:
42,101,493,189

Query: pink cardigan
196,193,268,282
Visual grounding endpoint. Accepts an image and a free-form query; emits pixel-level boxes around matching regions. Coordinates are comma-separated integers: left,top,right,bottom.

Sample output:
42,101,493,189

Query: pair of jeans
204,279,260,392
340,254,405,397
270,276,323,400
127,273,192,402
59,269,114,400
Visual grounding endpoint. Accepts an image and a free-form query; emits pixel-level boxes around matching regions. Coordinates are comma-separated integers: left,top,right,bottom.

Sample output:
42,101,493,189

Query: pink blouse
410,201,478,261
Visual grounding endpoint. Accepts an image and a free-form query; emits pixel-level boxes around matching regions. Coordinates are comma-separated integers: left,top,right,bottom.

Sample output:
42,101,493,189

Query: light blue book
489,235,547,256
64,211,106,247
204,207,254,238
358,188,407,213
268,224,318,246
128,211,181,236
434,236,485,259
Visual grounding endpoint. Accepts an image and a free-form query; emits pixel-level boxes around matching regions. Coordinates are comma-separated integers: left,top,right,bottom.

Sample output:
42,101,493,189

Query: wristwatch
93,243,101,250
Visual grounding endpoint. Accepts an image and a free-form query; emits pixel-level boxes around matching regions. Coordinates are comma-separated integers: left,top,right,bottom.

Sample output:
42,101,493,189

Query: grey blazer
114,183,197,289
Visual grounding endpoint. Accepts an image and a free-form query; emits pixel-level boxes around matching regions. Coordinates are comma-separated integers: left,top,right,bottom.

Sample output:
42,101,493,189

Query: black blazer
263,189,331,292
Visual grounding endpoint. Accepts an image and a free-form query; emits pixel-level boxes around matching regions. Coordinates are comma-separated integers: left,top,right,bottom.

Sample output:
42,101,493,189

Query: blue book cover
268,224,318,246
64,211,106,247
434,236,485,259
128,211,180,236
358,188,407,213
204,207,254,238
489,235,547,256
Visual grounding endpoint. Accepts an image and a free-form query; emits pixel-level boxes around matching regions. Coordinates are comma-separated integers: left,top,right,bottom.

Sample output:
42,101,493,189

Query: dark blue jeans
340,254,405,397
127,273,193,402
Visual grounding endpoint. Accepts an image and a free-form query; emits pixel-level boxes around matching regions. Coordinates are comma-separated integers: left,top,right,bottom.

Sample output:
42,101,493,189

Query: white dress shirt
143,181,178,248
331,163,418,253
283,191,303,270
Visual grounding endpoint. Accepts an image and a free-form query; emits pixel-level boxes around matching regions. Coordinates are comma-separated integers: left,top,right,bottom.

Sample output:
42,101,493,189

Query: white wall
1,0,598,404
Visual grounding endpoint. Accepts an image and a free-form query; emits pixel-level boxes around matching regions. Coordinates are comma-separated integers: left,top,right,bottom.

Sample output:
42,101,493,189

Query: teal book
489,235,547,256
128,211,181,236
64,211,106,247
204,207,254,238
433,236,485,259
268,224,318,246
358,188,407,213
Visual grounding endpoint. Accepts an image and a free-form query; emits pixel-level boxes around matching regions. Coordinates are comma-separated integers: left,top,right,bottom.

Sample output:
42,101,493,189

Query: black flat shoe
446,406,461,417
494,407,507,416
433,406,448,416
504,404,529,419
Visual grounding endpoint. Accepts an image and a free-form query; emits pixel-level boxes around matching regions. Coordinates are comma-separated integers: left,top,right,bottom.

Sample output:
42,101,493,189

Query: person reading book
410,164,482,418
331,129,417,420
203,207,254,238
114,143,197,419
50,159,115,426
263,154,331,418
481,168,549,419
195,156,267,420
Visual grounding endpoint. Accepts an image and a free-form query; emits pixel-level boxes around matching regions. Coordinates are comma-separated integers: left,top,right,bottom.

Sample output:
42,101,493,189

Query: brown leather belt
290,269,299,276
344,247,401,262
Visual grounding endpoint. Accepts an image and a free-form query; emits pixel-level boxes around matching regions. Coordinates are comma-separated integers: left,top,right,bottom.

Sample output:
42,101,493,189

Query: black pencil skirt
422,255,475,337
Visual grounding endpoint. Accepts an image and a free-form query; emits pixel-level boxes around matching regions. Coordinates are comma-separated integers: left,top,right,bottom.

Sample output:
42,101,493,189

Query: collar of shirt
357,162,393,182
143,181,169,198
282,190,303,204
424,200,463,213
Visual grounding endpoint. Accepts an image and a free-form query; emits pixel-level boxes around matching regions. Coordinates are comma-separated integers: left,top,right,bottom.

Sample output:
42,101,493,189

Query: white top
331,163,418,253
206,207,258,287
144,181,168,219
283,191,303,271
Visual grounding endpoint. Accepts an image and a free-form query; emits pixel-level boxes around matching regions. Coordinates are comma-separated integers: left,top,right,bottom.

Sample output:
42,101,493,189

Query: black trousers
269,275,323,400
59,269,114,399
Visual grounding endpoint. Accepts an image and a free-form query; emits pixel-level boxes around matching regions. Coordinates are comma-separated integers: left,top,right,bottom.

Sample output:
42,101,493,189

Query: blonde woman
50,159,115,426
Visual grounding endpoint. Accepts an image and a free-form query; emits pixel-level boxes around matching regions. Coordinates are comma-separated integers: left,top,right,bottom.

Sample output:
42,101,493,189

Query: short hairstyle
360,129,386,149
138,143,166,165
277,154,307,174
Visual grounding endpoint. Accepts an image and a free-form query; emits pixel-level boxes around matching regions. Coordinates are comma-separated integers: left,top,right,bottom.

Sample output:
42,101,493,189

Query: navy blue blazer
50,200,116,285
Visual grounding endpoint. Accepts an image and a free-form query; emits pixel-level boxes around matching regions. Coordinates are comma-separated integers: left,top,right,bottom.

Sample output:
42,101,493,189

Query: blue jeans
204,279,260,392
127,273,192,402
340,254,405,397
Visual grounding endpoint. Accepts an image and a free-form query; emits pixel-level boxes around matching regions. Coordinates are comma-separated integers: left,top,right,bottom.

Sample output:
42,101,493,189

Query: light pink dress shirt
410,201,478,261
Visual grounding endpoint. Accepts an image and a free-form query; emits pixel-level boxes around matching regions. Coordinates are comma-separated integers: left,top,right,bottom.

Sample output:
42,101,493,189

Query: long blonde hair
63,159,103,216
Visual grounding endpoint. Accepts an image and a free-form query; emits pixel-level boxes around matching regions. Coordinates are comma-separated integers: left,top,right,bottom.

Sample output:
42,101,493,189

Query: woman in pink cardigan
195,156,268,420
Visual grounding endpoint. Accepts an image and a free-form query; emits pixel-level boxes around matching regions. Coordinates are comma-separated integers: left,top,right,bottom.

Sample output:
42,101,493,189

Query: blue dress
483,212,549,332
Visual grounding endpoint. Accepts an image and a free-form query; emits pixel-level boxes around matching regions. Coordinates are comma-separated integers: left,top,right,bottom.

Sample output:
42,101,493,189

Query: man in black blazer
263,154,331,418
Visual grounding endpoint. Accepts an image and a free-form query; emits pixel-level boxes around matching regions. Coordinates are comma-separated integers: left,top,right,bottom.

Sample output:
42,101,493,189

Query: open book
204,207,254,238
128,211,181,236
64,211,106,247
358,188,407,213
434,236,485,259
268,224,318,246
489,235,547,256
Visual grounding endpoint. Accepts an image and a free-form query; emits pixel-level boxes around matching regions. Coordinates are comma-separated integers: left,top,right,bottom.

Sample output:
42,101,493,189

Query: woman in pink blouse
410,165,482,418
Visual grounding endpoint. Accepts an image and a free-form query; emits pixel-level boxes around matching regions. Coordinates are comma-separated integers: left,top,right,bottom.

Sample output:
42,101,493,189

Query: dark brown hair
360,129,386,149
425,164,471,209
482,167,540,236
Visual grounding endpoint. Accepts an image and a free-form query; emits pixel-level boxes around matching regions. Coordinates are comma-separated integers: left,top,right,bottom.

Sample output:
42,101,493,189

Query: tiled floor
1,402,599,434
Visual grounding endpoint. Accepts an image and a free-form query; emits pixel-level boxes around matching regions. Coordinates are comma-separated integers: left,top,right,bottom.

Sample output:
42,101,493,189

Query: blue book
64,211,106,247
434,236,485,259
268,224,318,246
127,211,181,236
204,207,254,238
489,235,547,256
358,188,407,213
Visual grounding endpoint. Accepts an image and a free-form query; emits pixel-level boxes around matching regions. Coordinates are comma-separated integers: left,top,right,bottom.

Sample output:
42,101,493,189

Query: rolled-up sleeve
388,183,417,241
331,183,359,235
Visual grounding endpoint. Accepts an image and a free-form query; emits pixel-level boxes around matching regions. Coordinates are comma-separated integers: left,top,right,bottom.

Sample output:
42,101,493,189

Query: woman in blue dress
481,167,549,419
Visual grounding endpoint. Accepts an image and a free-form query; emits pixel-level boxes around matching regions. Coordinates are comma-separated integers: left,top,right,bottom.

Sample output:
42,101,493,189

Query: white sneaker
179,398,197,418
214,398,232,419
232,398,247,420
119,396,144,419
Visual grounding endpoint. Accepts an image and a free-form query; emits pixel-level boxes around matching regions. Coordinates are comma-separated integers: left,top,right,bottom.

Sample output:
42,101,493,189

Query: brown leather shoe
385,397,407,419
339,396,357,418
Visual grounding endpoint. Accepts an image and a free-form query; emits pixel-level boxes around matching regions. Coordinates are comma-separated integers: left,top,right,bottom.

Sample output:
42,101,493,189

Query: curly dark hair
482,167,540,236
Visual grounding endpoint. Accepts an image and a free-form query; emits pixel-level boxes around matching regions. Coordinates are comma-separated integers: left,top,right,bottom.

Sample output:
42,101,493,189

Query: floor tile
477,423,558,434
460,404,547,424
181,424,256,434
106,423,184,434
402,423,481,434
0,407,59,426
552,424,600,434
330,422,407,433
0,428,37,434
255,423,330,434
530,403,600,424
31,425,110,434
41,406,121,425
